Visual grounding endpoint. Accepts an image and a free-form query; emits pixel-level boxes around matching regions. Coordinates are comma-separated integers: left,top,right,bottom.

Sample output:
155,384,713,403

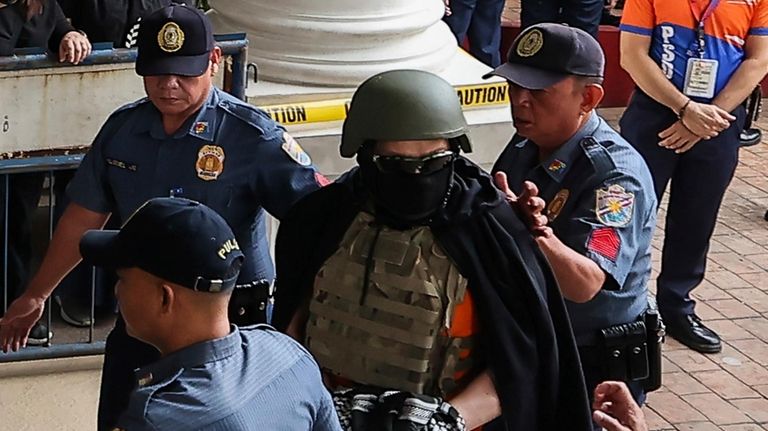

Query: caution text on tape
259,82,509,126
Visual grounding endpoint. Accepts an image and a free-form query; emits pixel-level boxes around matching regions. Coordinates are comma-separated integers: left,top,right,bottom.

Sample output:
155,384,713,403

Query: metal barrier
0,34,248,363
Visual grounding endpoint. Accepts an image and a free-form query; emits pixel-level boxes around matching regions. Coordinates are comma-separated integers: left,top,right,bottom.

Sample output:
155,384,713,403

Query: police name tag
683,58,718,98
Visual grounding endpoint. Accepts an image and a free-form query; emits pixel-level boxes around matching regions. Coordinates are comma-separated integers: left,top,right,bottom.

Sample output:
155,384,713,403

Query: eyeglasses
372,150,456,175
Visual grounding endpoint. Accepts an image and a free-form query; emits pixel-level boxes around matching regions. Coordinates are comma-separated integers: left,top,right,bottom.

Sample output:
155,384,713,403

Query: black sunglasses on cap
372,150,456,175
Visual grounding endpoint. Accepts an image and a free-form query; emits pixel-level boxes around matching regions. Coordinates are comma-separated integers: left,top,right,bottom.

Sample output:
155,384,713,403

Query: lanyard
689,0,721,57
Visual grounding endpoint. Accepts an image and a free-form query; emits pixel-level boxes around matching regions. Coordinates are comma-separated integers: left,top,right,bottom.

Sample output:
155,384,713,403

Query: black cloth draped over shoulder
272,157,593,431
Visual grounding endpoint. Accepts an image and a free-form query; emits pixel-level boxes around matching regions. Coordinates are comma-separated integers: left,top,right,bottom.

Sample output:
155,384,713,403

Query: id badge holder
683,58,718,98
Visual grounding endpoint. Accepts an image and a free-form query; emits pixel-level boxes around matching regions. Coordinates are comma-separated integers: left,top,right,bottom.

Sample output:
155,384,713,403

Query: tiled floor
599,107,768,431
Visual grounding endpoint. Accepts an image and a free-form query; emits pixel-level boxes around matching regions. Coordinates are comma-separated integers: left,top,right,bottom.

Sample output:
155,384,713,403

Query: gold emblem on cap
516,29,544,57
157,22,185,53
196,145,225,181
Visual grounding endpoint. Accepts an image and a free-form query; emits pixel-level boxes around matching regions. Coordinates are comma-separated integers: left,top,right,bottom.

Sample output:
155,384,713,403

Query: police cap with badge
483,22,605,89
136,3,214,77
80,197,244,293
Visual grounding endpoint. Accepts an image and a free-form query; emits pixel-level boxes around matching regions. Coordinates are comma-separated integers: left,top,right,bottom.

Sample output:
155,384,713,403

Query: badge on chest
683,58,718,99
196,145,225,181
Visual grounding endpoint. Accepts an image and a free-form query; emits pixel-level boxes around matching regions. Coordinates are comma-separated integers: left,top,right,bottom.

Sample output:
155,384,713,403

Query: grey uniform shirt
115,325,342,430
493,112,658,342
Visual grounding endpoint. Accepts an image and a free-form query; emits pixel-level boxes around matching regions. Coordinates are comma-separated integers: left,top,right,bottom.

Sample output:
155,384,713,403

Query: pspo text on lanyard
683,0,721,98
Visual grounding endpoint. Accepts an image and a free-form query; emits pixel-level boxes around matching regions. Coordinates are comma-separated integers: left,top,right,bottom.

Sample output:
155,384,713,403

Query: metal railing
0,34,248,363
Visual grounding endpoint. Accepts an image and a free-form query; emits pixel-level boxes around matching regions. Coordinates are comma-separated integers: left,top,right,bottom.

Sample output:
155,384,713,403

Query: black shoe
26,321,53,346
55,295,93,327
739,128,762,147
665,314,722,354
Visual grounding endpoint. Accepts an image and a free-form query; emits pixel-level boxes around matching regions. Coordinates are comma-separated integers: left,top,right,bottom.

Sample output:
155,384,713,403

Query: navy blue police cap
80,198,244,293
136,3,214,77
483,23,605,90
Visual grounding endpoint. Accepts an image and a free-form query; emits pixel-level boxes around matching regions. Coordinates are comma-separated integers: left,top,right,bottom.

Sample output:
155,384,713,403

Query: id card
683,58,718,98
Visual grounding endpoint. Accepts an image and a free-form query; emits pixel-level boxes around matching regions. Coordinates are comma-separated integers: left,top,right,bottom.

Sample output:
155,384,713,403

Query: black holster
228,280,271,326
643,306,664,392
744,85,763,130
598,309,664,393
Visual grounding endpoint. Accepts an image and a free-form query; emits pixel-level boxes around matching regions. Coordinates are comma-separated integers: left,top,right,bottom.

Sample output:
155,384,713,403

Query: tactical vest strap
316,270,441,325
310,301,437,348
306,212,481,397
309,331,432,373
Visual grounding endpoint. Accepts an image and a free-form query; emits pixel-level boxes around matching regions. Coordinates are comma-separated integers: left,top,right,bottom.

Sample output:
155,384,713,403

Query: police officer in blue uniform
79,198,341,431
487,24,660,422
0,4,324,430
443,0,506,67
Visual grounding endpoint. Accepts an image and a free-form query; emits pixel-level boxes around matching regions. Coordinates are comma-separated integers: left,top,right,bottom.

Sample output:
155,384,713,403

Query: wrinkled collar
133,86,219,141
532,111,600,183
133,325,240,386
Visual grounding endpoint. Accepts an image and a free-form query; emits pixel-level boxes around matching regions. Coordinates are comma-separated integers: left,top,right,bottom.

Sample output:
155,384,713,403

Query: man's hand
493,172,548,232
680,101,735,138
0,294,46,353
658,120,702,154
59,31,91,65
444,0,452,16
592,381,647,431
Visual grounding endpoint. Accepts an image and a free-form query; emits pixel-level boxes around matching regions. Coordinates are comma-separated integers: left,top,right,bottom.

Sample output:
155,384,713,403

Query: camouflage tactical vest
305,211,480,397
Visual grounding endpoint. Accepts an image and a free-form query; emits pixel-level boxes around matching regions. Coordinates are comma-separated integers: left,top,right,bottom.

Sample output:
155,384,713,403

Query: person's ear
210,47,222,76
160,283,175,314
582,84,605,113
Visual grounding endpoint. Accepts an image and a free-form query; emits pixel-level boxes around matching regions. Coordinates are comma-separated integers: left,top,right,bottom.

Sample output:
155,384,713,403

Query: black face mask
359,152,455,226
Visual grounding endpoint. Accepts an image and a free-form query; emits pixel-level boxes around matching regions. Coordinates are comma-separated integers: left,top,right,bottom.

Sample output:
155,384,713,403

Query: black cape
273,158,593,431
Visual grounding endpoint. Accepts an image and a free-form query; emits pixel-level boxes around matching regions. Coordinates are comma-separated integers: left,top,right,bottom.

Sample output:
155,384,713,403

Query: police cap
80,198,244,293
483,23,605,90
136,3,214,77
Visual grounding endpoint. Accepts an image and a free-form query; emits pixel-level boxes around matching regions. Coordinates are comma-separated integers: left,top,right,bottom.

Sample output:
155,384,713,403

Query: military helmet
340,70,472,158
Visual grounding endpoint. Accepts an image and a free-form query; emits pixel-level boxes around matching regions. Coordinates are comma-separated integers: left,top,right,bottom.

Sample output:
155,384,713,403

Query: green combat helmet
340,69,473,158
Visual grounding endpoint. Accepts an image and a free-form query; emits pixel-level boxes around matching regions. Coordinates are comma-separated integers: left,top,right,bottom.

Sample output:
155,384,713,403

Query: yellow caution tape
259,82,509,126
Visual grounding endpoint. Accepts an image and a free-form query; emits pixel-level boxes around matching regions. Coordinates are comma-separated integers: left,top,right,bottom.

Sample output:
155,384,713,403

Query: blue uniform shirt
115,325,342,431
68,86,321,284
493,112,657,342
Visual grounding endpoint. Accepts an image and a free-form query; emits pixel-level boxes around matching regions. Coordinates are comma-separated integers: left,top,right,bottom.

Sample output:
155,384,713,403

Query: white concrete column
207,0,458,86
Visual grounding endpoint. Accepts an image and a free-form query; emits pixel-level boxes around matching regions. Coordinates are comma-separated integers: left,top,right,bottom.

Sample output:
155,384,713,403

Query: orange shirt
620,0,768,99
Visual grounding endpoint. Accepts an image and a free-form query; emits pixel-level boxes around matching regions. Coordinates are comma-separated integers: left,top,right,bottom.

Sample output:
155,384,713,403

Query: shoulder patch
595,184,634,227
281,133,312,166
587,227,621,262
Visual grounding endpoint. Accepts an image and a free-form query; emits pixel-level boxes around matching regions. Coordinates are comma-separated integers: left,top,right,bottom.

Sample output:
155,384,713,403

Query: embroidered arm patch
587,227,621,262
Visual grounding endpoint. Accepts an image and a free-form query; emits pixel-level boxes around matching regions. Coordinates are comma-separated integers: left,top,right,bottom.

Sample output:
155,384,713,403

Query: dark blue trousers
520,0,603,39
444,0,506,67
619,90,746,320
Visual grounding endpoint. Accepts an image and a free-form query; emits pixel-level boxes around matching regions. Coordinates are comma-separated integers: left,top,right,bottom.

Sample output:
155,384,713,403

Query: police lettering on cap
483,23,605,90
79,197,244,293
136,4,215,77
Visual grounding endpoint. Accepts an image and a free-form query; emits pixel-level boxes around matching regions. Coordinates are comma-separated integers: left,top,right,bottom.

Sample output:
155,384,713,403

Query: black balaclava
357,143,455,228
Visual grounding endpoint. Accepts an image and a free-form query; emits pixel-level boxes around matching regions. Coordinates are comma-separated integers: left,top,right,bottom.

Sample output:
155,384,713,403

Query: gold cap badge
158,22,185,53
516,29,544,57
